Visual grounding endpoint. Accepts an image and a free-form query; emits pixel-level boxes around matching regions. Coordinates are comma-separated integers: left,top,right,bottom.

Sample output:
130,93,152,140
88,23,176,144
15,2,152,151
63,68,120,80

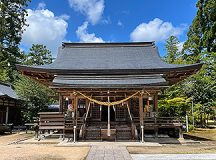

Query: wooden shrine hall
16,42,202,142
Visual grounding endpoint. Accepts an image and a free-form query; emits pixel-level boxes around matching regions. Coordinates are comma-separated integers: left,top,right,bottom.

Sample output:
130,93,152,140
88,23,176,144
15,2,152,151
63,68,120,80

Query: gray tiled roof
0,82,18,99
52,74,168,88
30,42,195,71
16,42,203,75
16,42,203,88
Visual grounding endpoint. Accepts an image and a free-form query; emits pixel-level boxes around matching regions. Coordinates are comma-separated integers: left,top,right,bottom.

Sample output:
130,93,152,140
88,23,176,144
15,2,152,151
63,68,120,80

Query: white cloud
117,20,123,27
130,18,185,42
21,3,69,56
68,0,104,25
76,21,104,42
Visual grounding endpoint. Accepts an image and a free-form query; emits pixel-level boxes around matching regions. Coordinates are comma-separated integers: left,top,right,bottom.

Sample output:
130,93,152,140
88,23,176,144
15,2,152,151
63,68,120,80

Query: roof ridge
62,42,155,48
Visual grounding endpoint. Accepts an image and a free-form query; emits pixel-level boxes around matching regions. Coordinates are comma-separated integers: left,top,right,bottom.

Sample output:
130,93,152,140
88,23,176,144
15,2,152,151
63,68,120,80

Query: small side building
0,81,21,125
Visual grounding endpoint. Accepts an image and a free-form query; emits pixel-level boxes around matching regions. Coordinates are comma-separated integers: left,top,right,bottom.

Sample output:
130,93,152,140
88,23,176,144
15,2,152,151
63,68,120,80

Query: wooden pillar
139,93,144,142
5,107,9,125
107,95,111,136
71,93,78,142
75,96,78,126
139,94,144,126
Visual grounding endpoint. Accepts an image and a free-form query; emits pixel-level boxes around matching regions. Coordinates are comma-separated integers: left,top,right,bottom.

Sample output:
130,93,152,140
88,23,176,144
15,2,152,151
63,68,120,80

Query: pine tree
23,44,53,66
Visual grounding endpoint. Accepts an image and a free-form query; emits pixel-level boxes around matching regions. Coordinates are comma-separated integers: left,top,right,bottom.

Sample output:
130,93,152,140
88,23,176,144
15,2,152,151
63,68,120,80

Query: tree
164,36,182,64
14,74,55,122
158,97,191,118
14,44,55,122
0,0,30,81
182,0,216,126
183,0,216,62
23,44,53,66
0,60,9,81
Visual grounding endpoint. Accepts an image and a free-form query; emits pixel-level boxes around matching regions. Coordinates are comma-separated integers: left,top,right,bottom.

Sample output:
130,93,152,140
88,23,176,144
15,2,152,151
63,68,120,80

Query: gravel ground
0,145,89,160
0,133,90,160
127,142,216,154
1,133,216,160
131,154,216,160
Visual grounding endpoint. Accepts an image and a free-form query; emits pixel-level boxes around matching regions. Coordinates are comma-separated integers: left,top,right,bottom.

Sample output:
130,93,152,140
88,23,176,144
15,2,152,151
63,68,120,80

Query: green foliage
161,0,216,127
14,44,55,122
14,74,55,122
164,36,182,64
22,44,53,65
184,0,216,62
158,97,190,117
0,0,31,81
0,60,9,81
188,124,195,131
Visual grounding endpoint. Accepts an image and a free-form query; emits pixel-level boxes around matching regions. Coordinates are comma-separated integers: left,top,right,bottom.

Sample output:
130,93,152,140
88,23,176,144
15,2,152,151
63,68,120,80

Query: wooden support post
141,125,144,143
107,95,111,136
71,93,78,143
139,93,144,142
5,107,9,125
75,96,78,126
139,94,144,126
73,126,76,143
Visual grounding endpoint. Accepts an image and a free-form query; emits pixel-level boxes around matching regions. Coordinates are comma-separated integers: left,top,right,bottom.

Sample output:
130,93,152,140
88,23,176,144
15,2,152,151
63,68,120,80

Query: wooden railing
133,116,182,127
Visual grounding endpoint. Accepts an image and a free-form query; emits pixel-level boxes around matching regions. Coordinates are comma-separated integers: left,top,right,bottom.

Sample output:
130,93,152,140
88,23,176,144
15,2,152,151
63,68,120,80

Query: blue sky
21,0,198,57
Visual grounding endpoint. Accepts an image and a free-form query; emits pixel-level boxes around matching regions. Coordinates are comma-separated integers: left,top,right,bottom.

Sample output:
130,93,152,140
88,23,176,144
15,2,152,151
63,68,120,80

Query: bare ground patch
0,145,89,160
0,133,89,160
0,132,34,145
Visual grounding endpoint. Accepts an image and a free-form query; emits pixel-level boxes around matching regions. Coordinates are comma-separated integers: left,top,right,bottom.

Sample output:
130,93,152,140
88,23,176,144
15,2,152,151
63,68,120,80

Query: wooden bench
38,112,65,140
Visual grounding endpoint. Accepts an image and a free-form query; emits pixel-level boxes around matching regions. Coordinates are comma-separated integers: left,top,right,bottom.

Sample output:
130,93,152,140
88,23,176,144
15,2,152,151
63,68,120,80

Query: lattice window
115,105,127,121
91,105,101,120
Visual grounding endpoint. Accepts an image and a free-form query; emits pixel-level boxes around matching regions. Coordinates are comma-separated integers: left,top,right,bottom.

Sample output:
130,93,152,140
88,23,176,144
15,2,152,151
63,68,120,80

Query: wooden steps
84,122,133,141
